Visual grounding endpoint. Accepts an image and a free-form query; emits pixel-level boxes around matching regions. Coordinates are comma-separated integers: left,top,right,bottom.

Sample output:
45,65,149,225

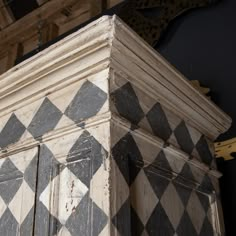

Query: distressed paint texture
0,65,223,236
0,16,227,236
110,74,217,170
110,121,219,236
0,148,38,236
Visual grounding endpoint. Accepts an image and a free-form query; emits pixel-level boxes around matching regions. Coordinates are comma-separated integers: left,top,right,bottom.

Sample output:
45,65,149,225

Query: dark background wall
154,0,236,235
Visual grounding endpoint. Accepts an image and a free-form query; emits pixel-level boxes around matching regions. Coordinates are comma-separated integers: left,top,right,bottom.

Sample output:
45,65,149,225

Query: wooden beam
0,0,81,47
89,0,106,17
0,0,14,29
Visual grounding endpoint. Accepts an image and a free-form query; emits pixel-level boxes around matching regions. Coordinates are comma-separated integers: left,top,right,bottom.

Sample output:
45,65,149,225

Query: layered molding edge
0,15,231,141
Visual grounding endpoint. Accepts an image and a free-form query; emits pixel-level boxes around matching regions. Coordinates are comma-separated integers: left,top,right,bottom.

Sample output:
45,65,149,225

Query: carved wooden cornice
0,15,231,141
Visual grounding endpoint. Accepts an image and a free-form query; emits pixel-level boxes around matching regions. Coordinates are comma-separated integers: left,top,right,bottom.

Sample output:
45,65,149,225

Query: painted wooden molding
215,138,236,161
0,15,231,140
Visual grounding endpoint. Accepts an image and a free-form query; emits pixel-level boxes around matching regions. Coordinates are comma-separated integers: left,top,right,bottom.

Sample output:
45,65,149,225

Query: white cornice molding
110,15,231,140
0,15,231,140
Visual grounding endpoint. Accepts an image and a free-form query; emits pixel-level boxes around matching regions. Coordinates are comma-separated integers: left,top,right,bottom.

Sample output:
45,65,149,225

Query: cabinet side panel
110,120,222,236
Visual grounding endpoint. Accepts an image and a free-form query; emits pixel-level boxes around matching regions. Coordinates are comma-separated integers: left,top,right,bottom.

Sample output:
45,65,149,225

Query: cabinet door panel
34,131,108,236
0,147,39,236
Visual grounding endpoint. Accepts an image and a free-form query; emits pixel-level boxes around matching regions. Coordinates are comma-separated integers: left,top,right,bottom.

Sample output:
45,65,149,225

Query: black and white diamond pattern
0,79,108,149
0,75,109,235
34,129,109,236
111,81,216,169
0,75,221,236
0,148,38,235
111,129,217,236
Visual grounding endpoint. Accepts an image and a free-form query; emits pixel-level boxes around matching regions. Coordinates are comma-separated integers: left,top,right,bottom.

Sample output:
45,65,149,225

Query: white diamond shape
111,122,131,148
133,135,162,164
47,81,82,114
110,159,129,218
164,108,182,131
163,149,185,174
187,125,202,145
40,167,88,224
167,133,180,148
54,114,76,131
90,159,109,216
44,131,83,162
87,122,110,152
88,73,109,93
160,182,184,230
8,180,34,224
0,113,11,133
186,191,206,234
58,226,72,236
130,169,159,225
10,147,37,173
0,196,7,219
14,98,44,128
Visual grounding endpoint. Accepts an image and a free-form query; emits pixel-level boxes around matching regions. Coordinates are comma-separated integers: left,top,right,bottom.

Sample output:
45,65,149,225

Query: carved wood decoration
215,138,236,161
117,0,219,46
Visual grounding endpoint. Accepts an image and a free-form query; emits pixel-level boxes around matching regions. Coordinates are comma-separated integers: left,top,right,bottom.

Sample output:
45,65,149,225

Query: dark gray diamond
0,158,23,204
152,151,173,175
20,207,35,236
198,175,215,194
67,131,91,162
174,121,195,154
196,192,210,213
173,182,192,207
175,163,196,189
67,131,106,187
112,132,144,186
65,81,107,124
91,200,108,236
0,158,23,177
36,144,61,196
131,206,144,236
24,153,38,191
27,98,63,139
34,201,62,236
176,211,198,236
199,216,214,236
0,208,19,236
144,168,169,199
146,103,172,141
112,199,131,236
0,113,26,148
66,193,107,236
146,202,175,236
196,136,213,165
66,194,90,236
0,178,23,205
111,82,145,125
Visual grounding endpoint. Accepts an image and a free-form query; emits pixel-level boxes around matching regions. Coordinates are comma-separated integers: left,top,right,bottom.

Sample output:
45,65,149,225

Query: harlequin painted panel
0,147,38,235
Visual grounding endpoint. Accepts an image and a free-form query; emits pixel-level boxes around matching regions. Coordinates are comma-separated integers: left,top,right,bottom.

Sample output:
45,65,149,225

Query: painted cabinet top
0,15,231,140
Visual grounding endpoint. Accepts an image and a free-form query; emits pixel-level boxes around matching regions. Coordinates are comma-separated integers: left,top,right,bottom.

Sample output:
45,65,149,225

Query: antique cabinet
0,16,231,236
